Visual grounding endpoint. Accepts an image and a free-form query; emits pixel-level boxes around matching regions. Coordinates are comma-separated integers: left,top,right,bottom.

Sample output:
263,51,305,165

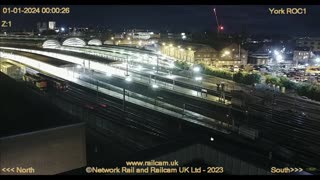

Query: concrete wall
0,123,86,175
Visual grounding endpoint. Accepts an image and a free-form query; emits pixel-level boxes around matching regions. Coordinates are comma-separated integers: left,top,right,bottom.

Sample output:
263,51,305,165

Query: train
37,73,68,92
23,73,47,91
22,73,68,92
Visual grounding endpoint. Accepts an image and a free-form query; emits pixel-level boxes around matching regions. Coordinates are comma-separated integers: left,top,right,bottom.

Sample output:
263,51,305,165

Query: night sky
1,5,320,36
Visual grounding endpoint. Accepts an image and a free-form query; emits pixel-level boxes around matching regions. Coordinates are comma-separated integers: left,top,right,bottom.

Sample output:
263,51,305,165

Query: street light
152,84,159,89
151,83,159,105
195,76,203,96
125,76,132,82
169,63,175,69
136,65,143,71
106,72,112,77
123,76,132,111
125,55,129,76
193,66,200,72
156,55,159,73
195,76,203,81
166,74,175,89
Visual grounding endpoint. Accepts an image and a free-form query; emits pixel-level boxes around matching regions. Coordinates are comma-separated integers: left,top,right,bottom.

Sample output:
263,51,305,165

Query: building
194,47,219,66
248,54,270,65
293,47,312,65
0,61,22,79
296,37,320,52
125,29,160,40
248,46,271,65
160,42,248,67
0,73,86,175
37,22,48,33
217,43,248,67
106,37,157,48
160,32,192,41
48,21,56,30
160,42,196,63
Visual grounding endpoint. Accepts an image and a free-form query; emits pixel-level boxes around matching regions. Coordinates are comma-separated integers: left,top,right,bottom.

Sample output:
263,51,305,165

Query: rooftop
294,47,311,51
0,48,74,67
0,73,79,138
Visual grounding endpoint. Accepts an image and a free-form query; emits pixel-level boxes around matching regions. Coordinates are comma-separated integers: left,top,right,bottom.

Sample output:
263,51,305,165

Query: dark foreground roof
0,73,79,138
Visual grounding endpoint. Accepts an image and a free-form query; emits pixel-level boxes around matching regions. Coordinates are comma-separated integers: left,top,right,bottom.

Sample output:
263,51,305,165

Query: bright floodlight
195,76,203,81
152,84,159,89
162,43,166,46
316,58,320,62
276,54,283,62
127,37,131,40
137,65,143,71
274,50,279,55
210,137,214,141
106,72,112,77
305,63,309,66
224,51,230,55
60,27,65,32
193,66,200,72
166,74,175,79
125,76,132,82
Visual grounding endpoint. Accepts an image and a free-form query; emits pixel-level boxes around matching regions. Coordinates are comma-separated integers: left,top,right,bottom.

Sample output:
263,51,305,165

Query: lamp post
156,55,159,74
125,55,129,76
73,64,82,78
96,80,99,104
195,76,203,96
123,76,132,112
151,84,159,105
192,65,200,79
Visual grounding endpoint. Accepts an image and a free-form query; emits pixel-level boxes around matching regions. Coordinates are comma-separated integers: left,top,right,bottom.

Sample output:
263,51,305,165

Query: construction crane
213,8,224,36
